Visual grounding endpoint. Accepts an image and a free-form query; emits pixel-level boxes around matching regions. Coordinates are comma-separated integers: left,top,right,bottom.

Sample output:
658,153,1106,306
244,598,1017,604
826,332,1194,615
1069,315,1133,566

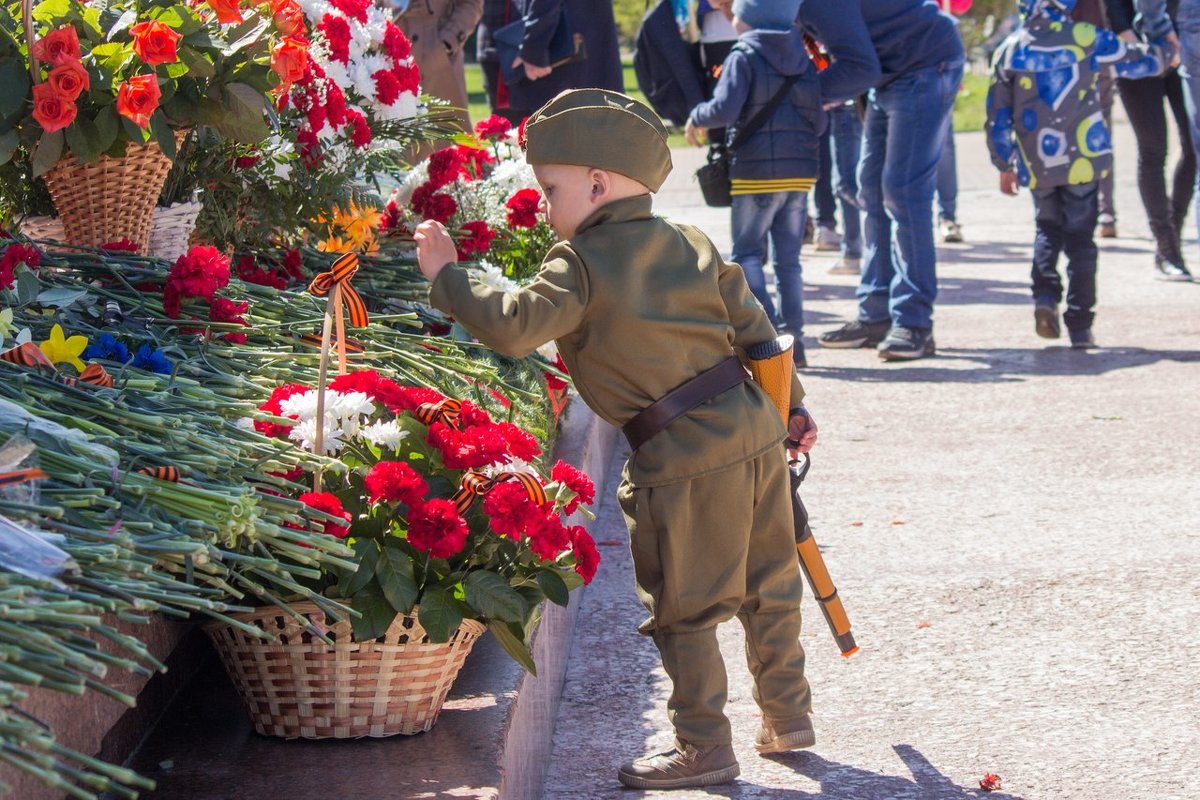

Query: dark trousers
1117,69,1196,265
479,59,531,125
813,126,836,228
1031,183,1099,332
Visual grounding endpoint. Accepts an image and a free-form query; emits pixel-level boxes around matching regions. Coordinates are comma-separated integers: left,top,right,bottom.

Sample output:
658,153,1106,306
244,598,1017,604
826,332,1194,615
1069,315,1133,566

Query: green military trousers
617,446,812,745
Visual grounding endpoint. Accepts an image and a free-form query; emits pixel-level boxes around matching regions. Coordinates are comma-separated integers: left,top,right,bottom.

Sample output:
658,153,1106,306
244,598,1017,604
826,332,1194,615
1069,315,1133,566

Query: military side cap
521,88,673,192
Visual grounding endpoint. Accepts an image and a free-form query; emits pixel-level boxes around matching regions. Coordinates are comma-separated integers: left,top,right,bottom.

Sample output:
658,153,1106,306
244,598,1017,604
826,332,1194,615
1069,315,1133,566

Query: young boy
414,88,819,790
986,0,1170,348
685,0,822,367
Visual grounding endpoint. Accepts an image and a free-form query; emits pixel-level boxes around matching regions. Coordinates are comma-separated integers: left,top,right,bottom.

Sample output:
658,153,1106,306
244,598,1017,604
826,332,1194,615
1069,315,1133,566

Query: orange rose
207,0,244,25
31,26,81,65
47,60,90,102
129,20,182,66
270,0,306,36
271,35,309,86
116,74,162,129
31,82,77,133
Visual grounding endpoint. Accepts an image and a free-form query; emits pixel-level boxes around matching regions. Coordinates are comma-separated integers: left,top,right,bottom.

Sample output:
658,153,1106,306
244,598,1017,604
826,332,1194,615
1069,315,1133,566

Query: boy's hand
999,170,1020,196
786,408,818,459
413,221,457,282
685,119,707,147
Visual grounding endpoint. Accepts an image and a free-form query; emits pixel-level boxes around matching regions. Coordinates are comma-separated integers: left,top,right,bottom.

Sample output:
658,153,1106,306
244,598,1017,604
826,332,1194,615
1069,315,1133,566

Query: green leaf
151,112,176,160
93,106,118,153
164,60,190,80
16,268,41,306
177,45,215,79
65,114,101,162
223,16,269,56
464,571,528,624
375,545,418,614
30,130,64,178
0,61,30,118
535,569,570,607
90,42,131,74
32,0,72,25
36,288,91,308
0,129,18,166
338,538,379,597
417,586,462,643
488,620,537,675
155,5,204,36
216,81,268,144
349,579,396,642
106,8,136,41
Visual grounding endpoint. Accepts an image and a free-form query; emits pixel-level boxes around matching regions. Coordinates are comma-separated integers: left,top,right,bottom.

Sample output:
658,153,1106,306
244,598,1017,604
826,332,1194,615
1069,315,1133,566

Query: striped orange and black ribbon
307,252,369,328
136,466,180,482
1,342,54,371
414,398,461,427
0,467,49,488
450,469,548,515
298,332,365,353
60,363,114,389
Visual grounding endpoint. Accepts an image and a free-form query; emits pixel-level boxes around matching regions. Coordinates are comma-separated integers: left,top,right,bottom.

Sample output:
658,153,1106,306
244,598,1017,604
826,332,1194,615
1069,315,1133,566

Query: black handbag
694,72,801,208
494,10,586,85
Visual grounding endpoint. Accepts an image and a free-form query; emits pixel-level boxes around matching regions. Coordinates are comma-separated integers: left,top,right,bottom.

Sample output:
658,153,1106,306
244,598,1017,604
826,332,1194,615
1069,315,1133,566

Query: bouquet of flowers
254,368,599,671
388,114,558,285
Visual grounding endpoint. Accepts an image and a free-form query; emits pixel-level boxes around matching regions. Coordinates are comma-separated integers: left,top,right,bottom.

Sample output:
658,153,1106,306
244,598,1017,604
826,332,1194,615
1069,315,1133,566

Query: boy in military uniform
414,87,819,790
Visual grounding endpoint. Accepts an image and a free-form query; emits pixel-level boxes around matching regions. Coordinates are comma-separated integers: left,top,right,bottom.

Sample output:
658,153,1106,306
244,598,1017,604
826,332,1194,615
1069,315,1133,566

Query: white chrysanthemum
468,263,521,296
328,390,375,421
361,419,409,450
378,90,420,120
485,457,538,477
279,389,320,420
394,159,430,204
289,418,346,454
322,60,351,94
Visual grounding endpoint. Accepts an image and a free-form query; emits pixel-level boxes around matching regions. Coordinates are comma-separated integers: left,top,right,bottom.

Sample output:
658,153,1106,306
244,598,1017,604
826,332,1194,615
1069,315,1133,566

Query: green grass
954,72,990,133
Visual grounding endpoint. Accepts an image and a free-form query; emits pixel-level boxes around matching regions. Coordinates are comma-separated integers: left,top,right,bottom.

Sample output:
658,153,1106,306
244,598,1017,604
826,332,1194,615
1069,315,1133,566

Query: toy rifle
745,335,858,658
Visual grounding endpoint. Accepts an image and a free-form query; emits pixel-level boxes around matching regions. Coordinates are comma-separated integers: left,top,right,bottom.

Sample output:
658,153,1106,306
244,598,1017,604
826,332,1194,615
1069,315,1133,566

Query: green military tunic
429,193,812,745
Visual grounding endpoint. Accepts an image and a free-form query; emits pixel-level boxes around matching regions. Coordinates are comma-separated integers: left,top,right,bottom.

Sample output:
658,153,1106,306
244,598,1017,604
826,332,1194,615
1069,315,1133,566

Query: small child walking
414,86,819,790
986,0,1170,348
685,0,823,366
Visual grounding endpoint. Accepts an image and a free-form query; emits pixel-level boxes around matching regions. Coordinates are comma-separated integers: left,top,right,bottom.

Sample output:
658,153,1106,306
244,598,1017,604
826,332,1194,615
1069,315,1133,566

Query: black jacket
632,0,707,127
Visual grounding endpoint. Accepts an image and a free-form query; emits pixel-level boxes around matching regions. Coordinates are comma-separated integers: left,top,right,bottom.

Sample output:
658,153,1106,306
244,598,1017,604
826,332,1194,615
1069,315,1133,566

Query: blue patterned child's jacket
985,0,1170,189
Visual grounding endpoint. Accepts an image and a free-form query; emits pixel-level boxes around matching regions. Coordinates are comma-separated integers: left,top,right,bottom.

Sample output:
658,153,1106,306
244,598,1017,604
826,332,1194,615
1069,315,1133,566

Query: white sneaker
828,256,860,276
815,225,841,251
939,219,963,243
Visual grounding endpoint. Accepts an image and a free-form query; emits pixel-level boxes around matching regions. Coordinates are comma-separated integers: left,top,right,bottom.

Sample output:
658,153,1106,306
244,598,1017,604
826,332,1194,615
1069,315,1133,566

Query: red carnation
527,510,570,561
255,382,309,438
373,69,401,105
456,399,494,428
328,369,381,395
393,62,420,94
101,239,139,253
329,0,370,23
569,525,600,584
382,22,411,61
505,187,542,229
298,491,352,538
455,144,493,179
411,183,457,224
495,422,541,461
544,352,569,392
407,499,469,558
325,81,348,126
365,461,429,506
347,108,371,148
281,249,305,281
482,481,543,540
427,148,466,189
474,113,512,141
1,243,41,290
455,220,495,261
318,14,351,64
210,296,249,343
551,460,594,515
236,255,287,289
166,245,230,309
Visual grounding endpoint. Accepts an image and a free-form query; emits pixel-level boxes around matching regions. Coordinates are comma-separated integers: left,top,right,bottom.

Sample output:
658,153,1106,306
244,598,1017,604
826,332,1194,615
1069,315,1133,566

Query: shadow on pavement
806,347,1200,384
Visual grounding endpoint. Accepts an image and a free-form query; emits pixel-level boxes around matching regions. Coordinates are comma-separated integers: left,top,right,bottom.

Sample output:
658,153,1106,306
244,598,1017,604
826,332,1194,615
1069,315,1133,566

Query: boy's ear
589,169,610,201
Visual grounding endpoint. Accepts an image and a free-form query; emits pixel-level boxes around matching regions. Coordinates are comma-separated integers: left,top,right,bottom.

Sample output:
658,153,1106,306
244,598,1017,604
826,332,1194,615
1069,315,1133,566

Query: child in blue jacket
685,0,822,367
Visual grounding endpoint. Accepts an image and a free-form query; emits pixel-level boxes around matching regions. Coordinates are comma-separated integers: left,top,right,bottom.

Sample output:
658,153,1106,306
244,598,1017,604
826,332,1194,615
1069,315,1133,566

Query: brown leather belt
622,356,749,451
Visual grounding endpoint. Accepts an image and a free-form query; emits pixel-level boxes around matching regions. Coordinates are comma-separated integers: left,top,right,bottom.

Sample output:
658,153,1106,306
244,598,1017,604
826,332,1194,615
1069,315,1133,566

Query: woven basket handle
22,0,39,83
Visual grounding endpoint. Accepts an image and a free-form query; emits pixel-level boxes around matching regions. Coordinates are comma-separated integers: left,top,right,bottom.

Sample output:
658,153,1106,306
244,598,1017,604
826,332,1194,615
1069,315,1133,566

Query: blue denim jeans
1031,183,1099,332
936,113,958,222
731,191,808,335
857,59,964,330
830,104,863,259
1173,1,1200,247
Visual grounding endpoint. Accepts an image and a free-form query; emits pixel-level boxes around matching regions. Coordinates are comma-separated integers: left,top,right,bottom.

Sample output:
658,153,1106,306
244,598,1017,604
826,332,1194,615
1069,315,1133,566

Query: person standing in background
936,0,971,244
477,0,525,125
395,0,484,137
501,0,624,117
1073,0,1122,236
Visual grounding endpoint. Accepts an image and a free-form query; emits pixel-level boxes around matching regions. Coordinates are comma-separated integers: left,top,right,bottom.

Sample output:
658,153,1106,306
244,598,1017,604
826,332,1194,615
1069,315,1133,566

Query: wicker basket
148,200,202,261
40,135,183,253
17,215,64,242
204,602,487,739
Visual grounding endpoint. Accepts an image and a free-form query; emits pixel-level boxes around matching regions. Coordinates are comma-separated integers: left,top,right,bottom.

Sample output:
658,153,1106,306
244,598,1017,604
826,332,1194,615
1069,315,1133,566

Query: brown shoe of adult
617,739,739,789
755,715,816,754
1034,304,1060,339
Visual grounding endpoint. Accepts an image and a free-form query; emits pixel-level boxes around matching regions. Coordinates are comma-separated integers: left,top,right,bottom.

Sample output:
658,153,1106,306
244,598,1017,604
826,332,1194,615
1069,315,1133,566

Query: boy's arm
417,223,588,358
984,49,1017,175
1094,26,1171,76
688,51,752,131
797,0,883,104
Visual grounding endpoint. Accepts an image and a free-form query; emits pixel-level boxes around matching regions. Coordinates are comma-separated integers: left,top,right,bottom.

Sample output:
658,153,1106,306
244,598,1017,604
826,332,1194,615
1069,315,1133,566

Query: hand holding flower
414,220,457,282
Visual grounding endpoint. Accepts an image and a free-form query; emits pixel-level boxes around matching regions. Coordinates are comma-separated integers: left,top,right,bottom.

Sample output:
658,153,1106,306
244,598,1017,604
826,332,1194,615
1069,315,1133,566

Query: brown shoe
617,739,739,789
755,715,816,754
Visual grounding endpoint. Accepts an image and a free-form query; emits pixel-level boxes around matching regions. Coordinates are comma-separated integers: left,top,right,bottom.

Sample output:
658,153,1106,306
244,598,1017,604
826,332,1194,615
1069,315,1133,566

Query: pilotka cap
521,88,673,192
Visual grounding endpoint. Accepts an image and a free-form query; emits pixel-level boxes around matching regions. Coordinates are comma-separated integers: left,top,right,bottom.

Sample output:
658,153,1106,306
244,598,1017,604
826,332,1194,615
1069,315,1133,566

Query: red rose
382,22,411,61
206,0,244,25
365,461,428,506
298,491,352,538
31,26,81,65
474,114,512,141
551,460,594,516
569,525,600,584
505,187,542,229
271,0,306,35
272,35,309,86
116,74,162,129
129,20,182,66
31,83,76,134
47,60,89,102
407,499,469,558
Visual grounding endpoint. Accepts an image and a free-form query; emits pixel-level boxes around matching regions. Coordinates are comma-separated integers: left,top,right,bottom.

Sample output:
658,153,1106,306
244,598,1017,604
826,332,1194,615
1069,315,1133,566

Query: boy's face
532,163,600,240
